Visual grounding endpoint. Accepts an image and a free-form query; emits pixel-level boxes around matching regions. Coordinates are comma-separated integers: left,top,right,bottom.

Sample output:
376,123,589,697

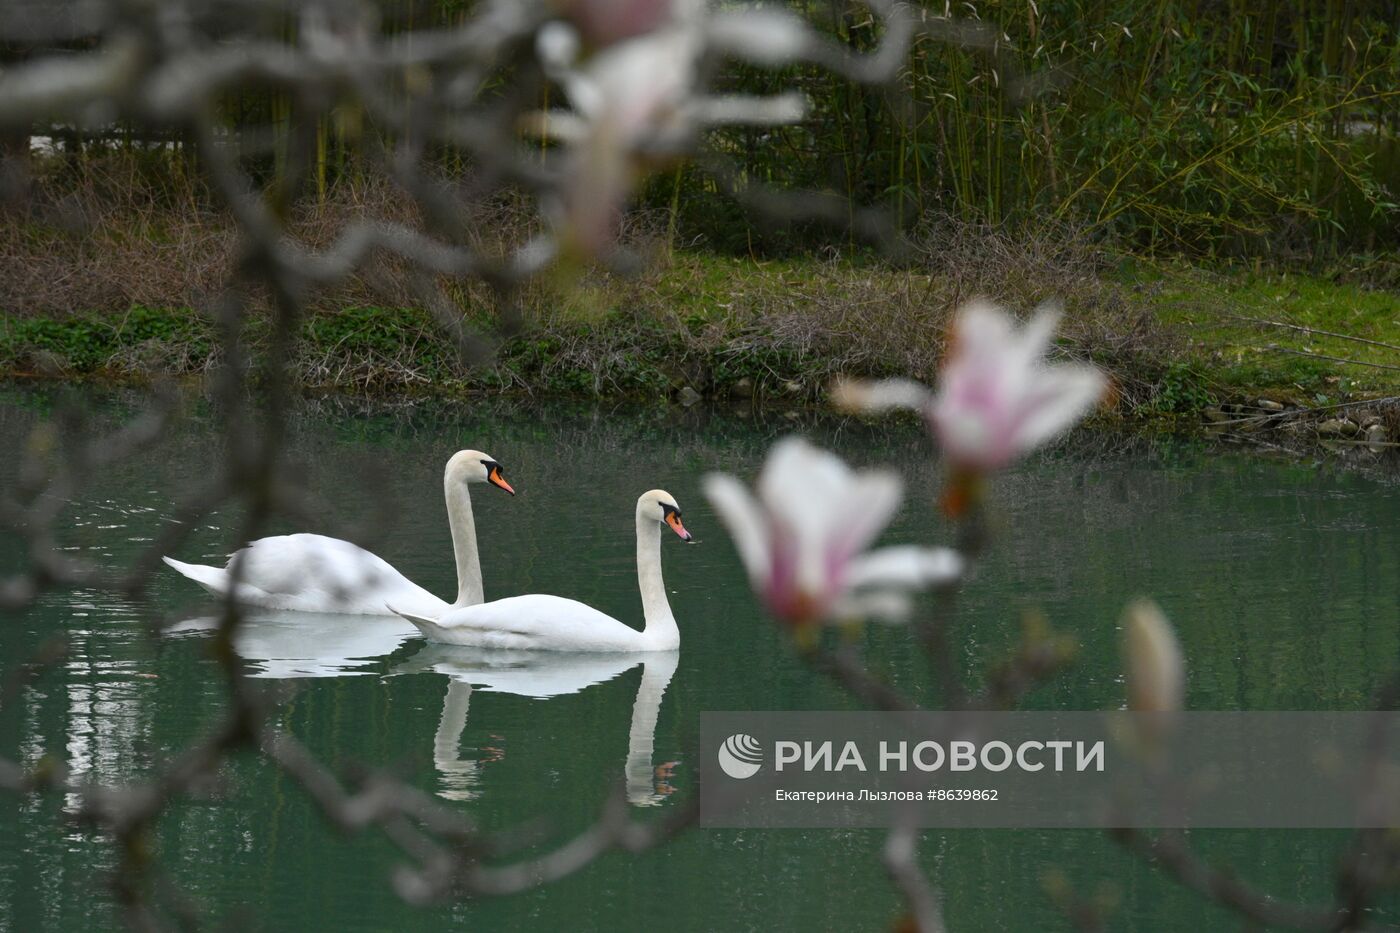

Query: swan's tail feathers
387,604,439,637
162,556,229,597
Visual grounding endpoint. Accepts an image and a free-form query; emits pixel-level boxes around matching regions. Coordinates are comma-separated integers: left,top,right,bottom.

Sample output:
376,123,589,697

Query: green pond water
1,385,1398,931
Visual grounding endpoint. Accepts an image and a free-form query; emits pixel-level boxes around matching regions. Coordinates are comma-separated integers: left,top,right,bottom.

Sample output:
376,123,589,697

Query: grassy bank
6,156,1396,436
3,251,1399,432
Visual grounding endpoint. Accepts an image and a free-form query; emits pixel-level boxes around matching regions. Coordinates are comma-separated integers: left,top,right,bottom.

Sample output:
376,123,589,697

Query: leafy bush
1145,363,1215,414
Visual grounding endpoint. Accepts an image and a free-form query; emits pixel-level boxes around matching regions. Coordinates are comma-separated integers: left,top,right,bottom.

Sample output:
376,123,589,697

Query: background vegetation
696,0,1400,266
7,1,1398,264
2,0,1399,413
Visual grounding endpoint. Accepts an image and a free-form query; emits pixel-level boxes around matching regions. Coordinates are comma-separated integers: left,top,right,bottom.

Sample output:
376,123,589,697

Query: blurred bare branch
0,0,934,925
3,0,1397,929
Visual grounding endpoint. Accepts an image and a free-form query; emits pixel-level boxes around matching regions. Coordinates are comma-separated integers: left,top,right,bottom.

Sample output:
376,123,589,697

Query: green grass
0,306,216,374
1136,260,1400,404
2,253,1398,422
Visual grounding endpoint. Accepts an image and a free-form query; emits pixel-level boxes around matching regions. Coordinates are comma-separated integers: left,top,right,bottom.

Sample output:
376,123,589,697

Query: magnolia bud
1122,598,1184,714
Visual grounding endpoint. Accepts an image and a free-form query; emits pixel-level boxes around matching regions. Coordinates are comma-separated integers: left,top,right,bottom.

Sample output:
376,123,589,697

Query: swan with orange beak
391,490,692,652
165,449,516,616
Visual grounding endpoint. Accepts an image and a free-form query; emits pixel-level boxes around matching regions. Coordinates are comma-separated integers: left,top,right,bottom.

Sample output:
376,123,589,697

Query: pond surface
1,385,1398,931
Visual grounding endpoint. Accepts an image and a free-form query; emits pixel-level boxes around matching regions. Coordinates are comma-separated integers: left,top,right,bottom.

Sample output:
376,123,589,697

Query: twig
1110,828,1385,932
1259,345,1400,373
1229,314,1400,354
463,794,699,897
808,643,921,713
883,823,947,933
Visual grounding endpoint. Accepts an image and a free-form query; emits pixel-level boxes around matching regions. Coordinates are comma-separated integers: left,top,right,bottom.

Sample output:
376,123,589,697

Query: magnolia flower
530,0,912,258
834,302,1106,473
539,25,705,255
531,4,815,257
703,437,963,628
1121,598,1184,714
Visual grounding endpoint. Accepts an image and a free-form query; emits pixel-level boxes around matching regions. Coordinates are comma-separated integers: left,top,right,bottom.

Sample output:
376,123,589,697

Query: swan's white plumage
394,489,689,652
397,594,667,652
164,534,448,617
163,449,511,616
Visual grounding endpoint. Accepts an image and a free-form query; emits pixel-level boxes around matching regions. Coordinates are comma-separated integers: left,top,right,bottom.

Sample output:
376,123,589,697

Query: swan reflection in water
166,612,418,678
394,646,680,806
166,614,679,806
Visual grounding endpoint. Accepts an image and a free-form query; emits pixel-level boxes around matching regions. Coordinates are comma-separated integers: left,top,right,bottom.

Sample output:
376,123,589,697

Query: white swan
392,489,692,651
162,450,515,617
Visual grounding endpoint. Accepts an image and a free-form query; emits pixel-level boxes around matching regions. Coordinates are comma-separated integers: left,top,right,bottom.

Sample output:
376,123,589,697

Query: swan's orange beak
488,466,515,496
665,511,692,541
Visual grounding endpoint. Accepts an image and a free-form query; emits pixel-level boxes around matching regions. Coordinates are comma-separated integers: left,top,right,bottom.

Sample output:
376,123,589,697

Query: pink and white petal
585,29,698,136
563,0,674,48
757,438,852,534
1011,364,1106,454
827,470,903,562
776,467,859,593
701,473,771,583
692,93,806,126
560,68,605,120
937,307,1024,421
830,377,932,415
537,21,582,71
706,8,815,65
1014,305,1064,367
830,590,914,623
521,110,590,144
757,439,897,597
948,300,1015,365
846,546,963,590
931,403,1005,470
812,471,905,593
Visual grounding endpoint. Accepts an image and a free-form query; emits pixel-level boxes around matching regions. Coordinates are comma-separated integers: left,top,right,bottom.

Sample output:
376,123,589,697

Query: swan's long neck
445,474,483,607
636,511,679,650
